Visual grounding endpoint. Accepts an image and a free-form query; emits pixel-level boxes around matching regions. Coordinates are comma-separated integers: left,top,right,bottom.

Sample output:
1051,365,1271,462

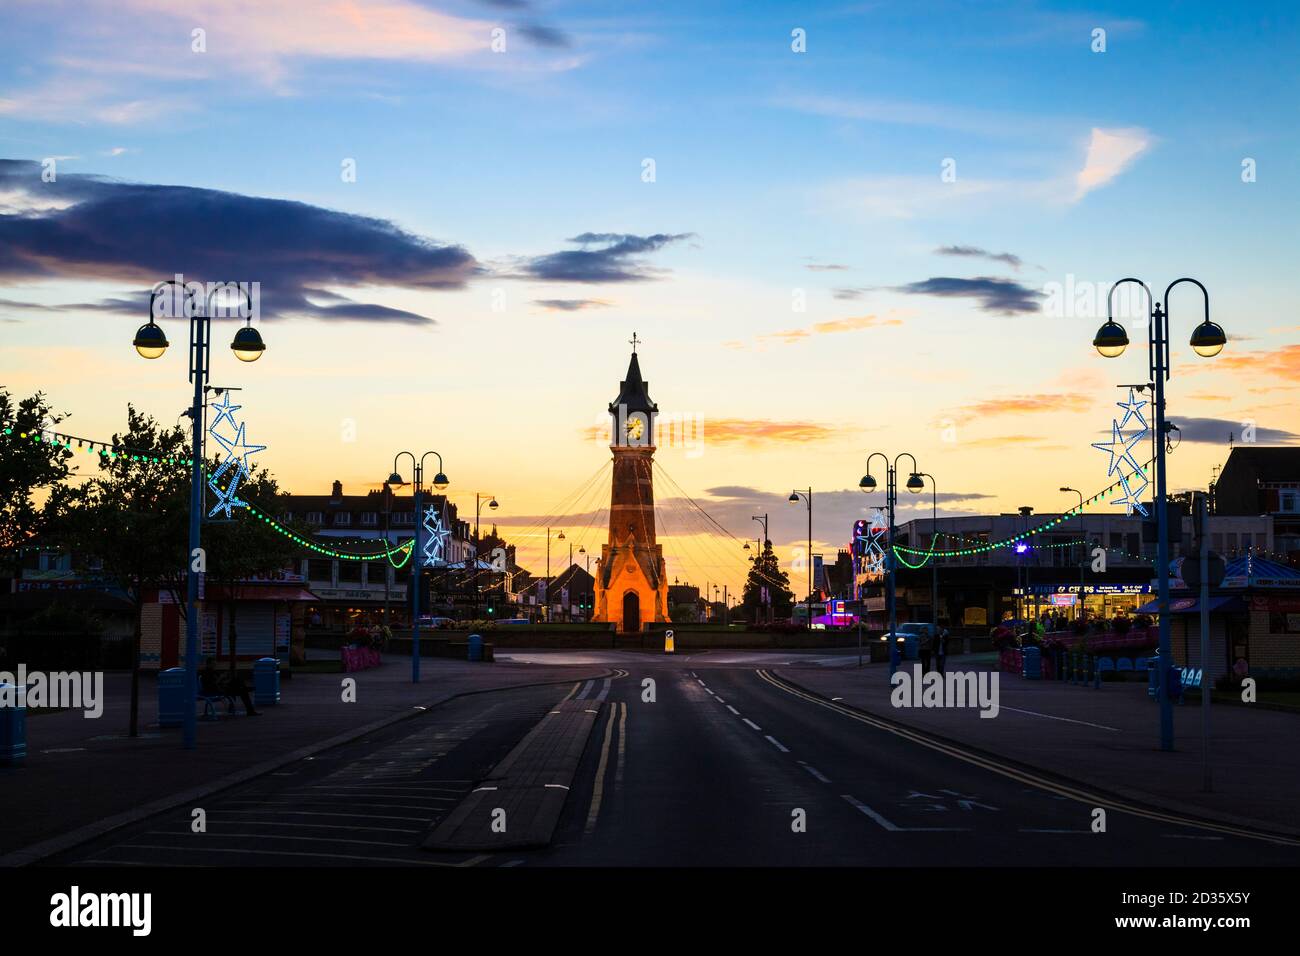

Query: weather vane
629,331,641,353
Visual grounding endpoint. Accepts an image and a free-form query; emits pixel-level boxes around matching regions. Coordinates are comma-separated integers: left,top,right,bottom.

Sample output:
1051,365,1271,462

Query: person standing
918,625,933,673
936,626,949,675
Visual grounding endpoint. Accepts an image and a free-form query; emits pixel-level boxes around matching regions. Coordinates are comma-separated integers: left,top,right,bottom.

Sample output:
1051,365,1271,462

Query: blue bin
1022,645,1042,680
467,633,483,663
0,682,27,766
253,657,281,706
1146,656,1162,698
157,667,189,728
902,634,919,660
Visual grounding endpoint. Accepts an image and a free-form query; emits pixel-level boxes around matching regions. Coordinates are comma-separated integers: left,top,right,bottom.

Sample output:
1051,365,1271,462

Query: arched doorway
622,591,641,633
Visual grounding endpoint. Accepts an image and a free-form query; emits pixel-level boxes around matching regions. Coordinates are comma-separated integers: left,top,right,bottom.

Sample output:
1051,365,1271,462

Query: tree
202,464,298,674
54,407,189,737
0,389,72,576
742,541,794,624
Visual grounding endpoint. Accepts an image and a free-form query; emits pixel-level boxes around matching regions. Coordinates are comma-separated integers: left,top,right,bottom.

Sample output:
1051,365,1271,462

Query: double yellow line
755,669,1300,848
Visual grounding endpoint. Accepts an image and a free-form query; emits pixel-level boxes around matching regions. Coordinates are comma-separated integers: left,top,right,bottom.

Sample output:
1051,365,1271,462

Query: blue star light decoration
1091,387,1150,517
860,509,889,574
422,502,451,568
206,394,265,519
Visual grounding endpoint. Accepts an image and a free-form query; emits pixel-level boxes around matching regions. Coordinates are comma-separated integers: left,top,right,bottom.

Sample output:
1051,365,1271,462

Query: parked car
416,615,456,629
495,618,532,626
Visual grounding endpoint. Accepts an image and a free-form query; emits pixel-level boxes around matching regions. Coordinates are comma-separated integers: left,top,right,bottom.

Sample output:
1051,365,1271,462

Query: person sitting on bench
200,657,261,716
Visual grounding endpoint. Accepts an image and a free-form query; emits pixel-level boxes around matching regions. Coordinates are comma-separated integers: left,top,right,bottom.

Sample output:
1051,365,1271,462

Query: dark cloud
1166,418,1298,445
893,276,1042,315
533,298,612,312
0,159,477,323
832,287,869,300
517,22,572,48
805,263,850,272
935,245,1024,271
523,232,693,283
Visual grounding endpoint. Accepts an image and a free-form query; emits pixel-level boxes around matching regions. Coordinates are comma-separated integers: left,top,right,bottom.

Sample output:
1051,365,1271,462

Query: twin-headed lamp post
1092,277,1225,751
860,453,924,665
134,280,265,751
387,451,449,683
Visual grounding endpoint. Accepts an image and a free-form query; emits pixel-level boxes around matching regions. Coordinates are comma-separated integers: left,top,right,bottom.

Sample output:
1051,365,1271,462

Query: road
49,653,1300,867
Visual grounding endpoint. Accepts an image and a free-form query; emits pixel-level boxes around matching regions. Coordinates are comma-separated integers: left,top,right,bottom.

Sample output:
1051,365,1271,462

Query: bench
198,688,237,720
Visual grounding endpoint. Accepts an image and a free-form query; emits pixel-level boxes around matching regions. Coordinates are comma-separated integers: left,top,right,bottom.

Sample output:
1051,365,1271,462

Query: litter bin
1022,645,1042,680
157,667,189,728
467,634,483,663
1146,655,1162,699
253,657,281,706
0,682,27,766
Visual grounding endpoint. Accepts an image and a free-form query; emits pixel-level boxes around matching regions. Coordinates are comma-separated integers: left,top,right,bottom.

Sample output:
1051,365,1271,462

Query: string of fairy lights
4,422,413,563
9,423,1289,574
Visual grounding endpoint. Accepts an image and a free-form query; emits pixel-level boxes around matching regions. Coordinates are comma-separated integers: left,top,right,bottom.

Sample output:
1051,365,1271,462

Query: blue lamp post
134,279,264,751
1093,277,1225,751
388,451,449,683
860,453,924,672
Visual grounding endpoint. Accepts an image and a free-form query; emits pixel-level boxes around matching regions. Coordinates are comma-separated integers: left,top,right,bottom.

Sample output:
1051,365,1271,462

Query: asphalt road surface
49,655,1300,867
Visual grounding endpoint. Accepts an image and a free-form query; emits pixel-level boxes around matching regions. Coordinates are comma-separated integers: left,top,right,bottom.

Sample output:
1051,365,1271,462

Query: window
334,512,352,527
1126,532,1140,557
1280,490,1298,514
1241,533,1253,550
361,512,378,527
393,511,414,526
1225,533,1238,552
280,511,293,523
306,511,323,525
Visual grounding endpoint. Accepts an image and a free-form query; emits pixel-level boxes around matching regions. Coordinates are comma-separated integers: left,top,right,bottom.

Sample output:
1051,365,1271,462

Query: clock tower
593,335,670,632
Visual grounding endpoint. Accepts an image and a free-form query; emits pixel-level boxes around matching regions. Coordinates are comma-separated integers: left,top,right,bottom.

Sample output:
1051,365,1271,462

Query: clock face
626,417,644,440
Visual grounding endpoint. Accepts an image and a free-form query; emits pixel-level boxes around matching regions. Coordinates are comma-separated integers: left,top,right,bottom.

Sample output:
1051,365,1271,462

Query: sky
2,0,1298,597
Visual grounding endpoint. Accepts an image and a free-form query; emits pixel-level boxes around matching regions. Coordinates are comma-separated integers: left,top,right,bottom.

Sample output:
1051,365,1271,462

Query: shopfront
1012,583,1153,623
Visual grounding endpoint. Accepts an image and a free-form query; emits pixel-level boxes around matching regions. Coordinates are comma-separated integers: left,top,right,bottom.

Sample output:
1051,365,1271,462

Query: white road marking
797,761,831,783
742,718,762,731
841,794,967,832
595,678,612,703
584,705,618,834
544,784,569,789
997,706,1120,732
764,735,789,752
726,705,740,715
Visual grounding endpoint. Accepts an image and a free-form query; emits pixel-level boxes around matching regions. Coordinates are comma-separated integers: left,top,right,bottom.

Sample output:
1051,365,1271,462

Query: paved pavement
0,653,607,862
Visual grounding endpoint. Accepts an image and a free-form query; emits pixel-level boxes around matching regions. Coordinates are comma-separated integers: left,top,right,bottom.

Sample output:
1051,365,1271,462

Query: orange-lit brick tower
594,337,669,632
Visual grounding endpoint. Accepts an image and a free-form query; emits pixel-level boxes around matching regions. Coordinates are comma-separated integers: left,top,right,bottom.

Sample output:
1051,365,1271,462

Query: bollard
663,629,675,654
0,681,27,766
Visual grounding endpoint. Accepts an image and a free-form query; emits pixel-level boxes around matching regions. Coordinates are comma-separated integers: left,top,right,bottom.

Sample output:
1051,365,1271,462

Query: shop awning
1135,595,1245,615
205,585,319,602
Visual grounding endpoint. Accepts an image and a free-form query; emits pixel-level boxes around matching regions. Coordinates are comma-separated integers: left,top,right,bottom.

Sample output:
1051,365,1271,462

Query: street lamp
472,493,499,618
135,279,263,751
388,450,449,683
860,452,922,658
1060,486,1086,620
545,528,563,620
917,472,940,635
789,489,812,629
1092,276,1224,751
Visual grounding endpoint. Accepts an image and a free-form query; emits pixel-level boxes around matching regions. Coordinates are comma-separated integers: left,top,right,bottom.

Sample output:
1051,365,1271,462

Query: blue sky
2,0,1297,590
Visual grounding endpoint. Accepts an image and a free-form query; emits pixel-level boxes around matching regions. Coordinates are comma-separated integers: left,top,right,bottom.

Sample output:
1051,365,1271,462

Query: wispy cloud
935,245,1024,271
521,232,693,283
754,313,904,347
893,276,1042,315
533,298,613,312
1074,127,1152,200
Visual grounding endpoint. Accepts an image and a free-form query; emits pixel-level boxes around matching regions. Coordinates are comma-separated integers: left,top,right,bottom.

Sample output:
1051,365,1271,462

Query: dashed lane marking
764,735,789,753
840,795,968,833
742,718,762,731
797,761,831,783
